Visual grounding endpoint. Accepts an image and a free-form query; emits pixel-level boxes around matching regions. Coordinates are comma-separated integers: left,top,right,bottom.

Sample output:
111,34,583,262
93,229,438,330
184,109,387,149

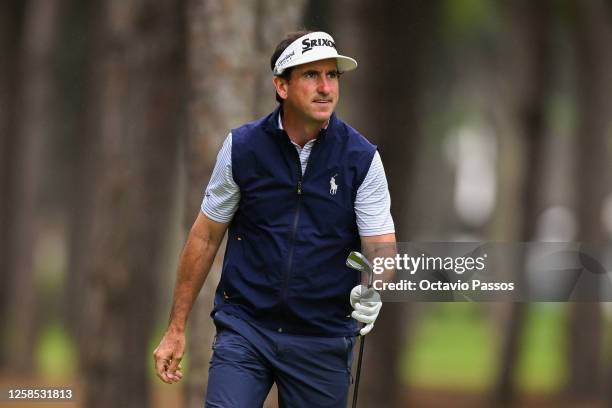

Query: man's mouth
313,99,332,104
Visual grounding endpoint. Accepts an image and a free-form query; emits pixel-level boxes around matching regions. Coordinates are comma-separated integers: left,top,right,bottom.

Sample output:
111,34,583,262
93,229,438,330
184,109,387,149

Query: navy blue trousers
205,311,355,408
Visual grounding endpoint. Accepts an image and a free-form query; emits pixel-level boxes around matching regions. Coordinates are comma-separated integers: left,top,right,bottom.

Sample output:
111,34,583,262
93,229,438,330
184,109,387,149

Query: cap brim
336,55,358,73
275,54,358,75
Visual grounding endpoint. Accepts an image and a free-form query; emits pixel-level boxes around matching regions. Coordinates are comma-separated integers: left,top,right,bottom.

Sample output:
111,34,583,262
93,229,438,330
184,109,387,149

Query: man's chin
309,109,333,123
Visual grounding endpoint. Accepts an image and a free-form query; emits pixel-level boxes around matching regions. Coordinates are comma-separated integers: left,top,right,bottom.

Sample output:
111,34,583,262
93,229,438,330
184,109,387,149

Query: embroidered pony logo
330,173,338,195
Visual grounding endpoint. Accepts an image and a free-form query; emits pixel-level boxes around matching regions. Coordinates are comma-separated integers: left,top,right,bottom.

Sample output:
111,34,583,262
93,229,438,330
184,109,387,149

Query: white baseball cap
273,31,358,76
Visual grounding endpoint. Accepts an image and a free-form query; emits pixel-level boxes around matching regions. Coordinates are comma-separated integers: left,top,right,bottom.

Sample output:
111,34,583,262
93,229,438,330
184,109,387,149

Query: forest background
1,0,612,407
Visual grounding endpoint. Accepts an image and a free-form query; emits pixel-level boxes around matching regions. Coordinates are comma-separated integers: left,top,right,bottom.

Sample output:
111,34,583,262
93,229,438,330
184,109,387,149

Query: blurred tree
567,0,612,402
253,0,308,119
333,1,438,406
183,1,304,406
61,0,95,345
303,0,332,33
490,0,554,405
0,0,25,368
78,0,185,406
183,2,256,405
4,0,64,374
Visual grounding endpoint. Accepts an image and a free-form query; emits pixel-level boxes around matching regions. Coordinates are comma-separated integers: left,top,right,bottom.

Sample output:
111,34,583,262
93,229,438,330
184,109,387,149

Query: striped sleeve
355,151,395,236
201,133,241,223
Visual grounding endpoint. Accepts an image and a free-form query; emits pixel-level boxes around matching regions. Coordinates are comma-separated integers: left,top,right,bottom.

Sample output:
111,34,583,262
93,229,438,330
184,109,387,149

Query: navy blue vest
213,107,377,336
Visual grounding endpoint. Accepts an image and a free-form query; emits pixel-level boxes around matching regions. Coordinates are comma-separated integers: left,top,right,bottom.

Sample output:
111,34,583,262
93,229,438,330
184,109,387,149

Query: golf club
346,251,374,408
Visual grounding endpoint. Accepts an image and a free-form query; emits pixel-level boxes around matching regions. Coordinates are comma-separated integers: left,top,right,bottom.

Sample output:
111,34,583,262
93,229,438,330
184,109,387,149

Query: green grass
402,303,495,391
402,303,568,392
515,304,567,392
32,303,584,393
34,321,192,382
35,323,77,380
33,321,193,382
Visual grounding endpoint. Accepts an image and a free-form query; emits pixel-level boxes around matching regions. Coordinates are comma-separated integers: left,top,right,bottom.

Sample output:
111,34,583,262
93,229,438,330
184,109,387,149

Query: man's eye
327,71,339,79
304,72,317,79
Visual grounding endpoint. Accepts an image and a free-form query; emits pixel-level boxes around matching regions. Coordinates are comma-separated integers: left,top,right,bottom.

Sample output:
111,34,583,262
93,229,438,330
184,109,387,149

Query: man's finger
167,357,181,374
157,371,171,384
168,356,182,372
155,361,171,384
360,323,374,336
154,351,172,384
154,354,166,376
171,369,183,383
166,356,183,382
361,289,381,303
352,310,376,324
353,302,380,315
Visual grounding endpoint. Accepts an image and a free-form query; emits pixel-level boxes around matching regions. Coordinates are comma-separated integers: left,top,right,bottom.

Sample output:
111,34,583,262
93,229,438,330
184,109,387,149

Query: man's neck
281,106,328,148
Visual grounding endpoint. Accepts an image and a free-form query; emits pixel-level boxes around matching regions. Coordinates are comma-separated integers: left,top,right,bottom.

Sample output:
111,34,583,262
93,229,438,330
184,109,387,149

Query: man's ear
272,76,288,101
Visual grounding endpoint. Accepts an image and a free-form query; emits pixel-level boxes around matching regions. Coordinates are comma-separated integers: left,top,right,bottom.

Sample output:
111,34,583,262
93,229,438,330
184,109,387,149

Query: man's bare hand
153,329,185,384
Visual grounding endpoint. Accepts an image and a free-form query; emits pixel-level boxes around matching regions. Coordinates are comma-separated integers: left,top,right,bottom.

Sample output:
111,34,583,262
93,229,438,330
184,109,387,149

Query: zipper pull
297,180,302,195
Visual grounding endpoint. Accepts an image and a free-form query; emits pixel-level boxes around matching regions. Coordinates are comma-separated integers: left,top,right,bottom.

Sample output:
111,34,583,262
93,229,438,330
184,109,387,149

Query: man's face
276,58,340,124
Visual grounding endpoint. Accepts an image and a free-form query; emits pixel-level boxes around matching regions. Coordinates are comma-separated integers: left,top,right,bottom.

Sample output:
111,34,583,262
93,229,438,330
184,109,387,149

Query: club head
346,251,373,287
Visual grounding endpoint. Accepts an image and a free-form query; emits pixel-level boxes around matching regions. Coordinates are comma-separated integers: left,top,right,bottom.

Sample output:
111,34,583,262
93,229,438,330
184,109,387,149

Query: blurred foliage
442,0,498,38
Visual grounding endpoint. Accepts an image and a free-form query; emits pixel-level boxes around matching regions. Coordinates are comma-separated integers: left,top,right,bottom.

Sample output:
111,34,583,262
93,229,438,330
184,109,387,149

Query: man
154,30,396,407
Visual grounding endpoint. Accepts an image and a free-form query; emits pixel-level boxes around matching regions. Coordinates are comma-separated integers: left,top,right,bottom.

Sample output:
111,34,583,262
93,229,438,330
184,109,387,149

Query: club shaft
352,336,365,408
352,280,372,408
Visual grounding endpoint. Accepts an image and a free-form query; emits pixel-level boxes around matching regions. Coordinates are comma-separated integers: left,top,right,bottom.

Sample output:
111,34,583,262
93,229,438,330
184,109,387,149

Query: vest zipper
281,151,303,306
281,134,323,312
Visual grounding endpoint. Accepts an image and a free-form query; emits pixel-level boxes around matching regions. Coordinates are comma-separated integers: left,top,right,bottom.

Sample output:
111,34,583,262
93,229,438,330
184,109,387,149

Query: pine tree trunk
183,2,305,406
253,0,307,119
5,0,63,374
567,0,612,402
0,0,24,368
78,1,185,406
62,0,97,345
492,1,554,405
183,3,257,405
333,1,436,406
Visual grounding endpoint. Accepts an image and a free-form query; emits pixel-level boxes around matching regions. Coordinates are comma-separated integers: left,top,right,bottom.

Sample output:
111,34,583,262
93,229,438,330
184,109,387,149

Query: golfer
154,30,396,407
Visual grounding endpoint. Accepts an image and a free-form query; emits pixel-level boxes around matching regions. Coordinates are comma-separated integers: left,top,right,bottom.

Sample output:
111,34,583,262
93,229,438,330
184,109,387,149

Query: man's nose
317,76,332,94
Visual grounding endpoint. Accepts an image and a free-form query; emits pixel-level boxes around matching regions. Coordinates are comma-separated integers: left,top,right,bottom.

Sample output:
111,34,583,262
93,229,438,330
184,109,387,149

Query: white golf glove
350,285,382,336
